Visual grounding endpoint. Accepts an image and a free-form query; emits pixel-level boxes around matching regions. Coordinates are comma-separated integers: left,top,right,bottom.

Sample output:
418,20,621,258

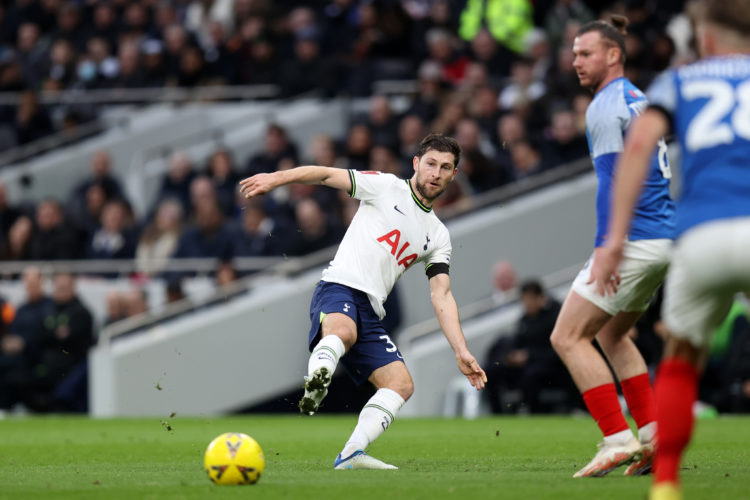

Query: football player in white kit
239,134,487,470
591,1,750,498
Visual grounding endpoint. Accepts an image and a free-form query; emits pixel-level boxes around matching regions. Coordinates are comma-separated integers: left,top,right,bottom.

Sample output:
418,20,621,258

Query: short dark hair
519,279,544,297
577,15,629,64
416,133,461,168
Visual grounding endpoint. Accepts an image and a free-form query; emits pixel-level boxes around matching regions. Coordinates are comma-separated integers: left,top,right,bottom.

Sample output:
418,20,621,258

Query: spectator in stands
279,27,329,98
424,28,469,87
15,22,46,87
430,93,467,137
90,3,118,52
468,28,517,85
498,57,547,114
364,95,400,150
1,215,33,263
342,123,373,172
136,198,183,276
369,145,402,177
43,38,76,91
397,114,426,176
0,267,54,410
458,0,534,55
13,90,54,145
232,198,293,258
70,182,107,240
237,33,277,86
508,139,545,181
171,196,234,276
174,45,209,87
27,272,93,412
491,259,518,307
468,84,502,143
307,134,342,168
543,0,595,53
80,37,117,88
407,60,445,124
485,279,570,413
68,150,124,225
205,148,240,217
289,197,344,256
29,198,80,260
455,117,511,192
110,39,147,89
141,39,167,88
86,199,138,260
546,42,583,104
540,107,589,167
154,151,196,215
244,123,298,177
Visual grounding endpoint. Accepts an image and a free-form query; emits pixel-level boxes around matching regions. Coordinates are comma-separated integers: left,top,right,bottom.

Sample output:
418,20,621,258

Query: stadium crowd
3,0,750,415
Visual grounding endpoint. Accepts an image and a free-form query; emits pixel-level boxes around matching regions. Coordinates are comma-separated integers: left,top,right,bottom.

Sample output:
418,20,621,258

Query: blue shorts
308,281,404,386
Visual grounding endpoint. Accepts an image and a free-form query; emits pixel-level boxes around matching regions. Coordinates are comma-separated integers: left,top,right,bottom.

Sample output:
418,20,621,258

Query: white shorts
572,239,671,316
663,217,750,348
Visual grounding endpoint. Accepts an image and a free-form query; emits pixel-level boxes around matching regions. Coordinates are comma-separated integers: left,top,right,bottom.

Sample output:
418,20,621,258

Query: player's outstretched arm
239,166,351,198
589,109,669,295
429,273,487,390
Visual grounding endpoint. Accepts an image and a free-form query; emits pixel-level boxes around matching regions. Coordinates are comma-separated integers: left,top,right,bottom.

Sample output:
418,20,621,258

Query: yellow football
204,432,265,485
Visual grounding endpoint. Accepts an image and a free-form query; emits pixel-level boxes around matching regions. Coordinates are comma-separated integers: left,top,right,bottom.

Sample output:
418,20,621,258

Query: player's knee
549,326,575,354
323,329,356,350
393,380,414,401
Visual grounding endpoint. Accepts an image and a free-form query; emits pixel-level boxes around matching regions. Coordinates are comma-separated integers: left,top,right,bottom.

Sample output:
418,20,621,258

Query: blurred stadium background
3,0,748,419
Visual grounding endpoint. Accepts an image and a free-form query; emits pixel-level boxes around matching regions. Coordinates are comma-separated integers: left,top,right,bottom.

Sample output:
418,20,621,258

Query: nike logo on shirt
394,205,405,215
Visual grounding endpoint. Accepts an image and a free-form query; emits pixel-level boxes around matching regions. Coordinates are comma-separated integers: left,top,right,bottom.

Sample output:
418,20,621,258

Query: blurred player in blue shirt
592,1,750,498
550,15,676,478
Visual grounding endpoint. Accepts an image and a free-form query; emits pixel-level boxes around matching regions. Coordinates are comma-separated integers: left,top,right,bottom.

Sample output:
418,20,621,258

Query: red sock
582,383,630,437
621,373,656,430
653,358,699,484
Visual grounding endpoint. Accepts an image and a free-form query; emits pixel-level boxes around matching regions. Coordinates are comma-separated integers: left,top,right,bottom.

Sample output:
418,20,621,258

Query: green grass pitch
0,414,748,499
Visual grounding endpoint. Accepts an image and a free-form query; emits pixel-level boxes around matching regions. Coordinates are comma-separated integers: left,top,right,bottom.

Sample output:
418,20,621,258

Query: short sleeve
586,100,628,158
349,170,398,201
646,69,678,115
424,227,451,276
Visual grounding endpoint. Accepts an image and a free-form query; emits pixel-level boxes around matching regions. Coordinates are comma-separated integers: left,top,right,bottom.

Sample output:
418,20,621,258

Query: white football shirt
321,170,452,319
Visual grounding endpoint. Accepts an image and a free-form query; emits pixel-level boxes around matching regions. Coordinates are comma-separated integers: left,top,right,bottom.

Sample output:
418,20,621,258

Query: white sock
603,428,636,446
638,422,657,444
340,388,405,458
308,335,346,377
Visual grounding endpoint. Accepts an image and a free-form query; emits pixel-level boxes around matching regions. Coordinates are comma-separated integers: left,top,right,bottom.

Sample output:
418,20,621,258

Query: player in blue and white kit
549,16,676,478
591,2,750,498
239,134,487,470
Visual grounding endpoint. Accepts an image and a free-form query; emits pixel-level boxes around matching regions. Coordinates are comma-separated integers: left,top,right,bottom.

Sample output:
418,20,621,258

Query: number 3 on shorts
379,334,398,353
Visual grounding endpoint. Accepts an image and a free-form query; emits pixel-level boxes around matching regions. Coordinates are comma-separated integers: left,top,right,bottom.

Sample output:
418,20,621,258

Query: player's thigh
595,310,642,351
662,220,750,348
321,312,357,349
572,239,670,316
369,360,414,400
550,289,611,345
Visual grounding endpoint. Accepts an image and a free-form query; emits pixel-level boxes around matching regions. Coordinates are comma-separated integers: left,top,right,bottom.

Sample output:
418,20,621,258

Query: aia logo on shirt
377,229,418,269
